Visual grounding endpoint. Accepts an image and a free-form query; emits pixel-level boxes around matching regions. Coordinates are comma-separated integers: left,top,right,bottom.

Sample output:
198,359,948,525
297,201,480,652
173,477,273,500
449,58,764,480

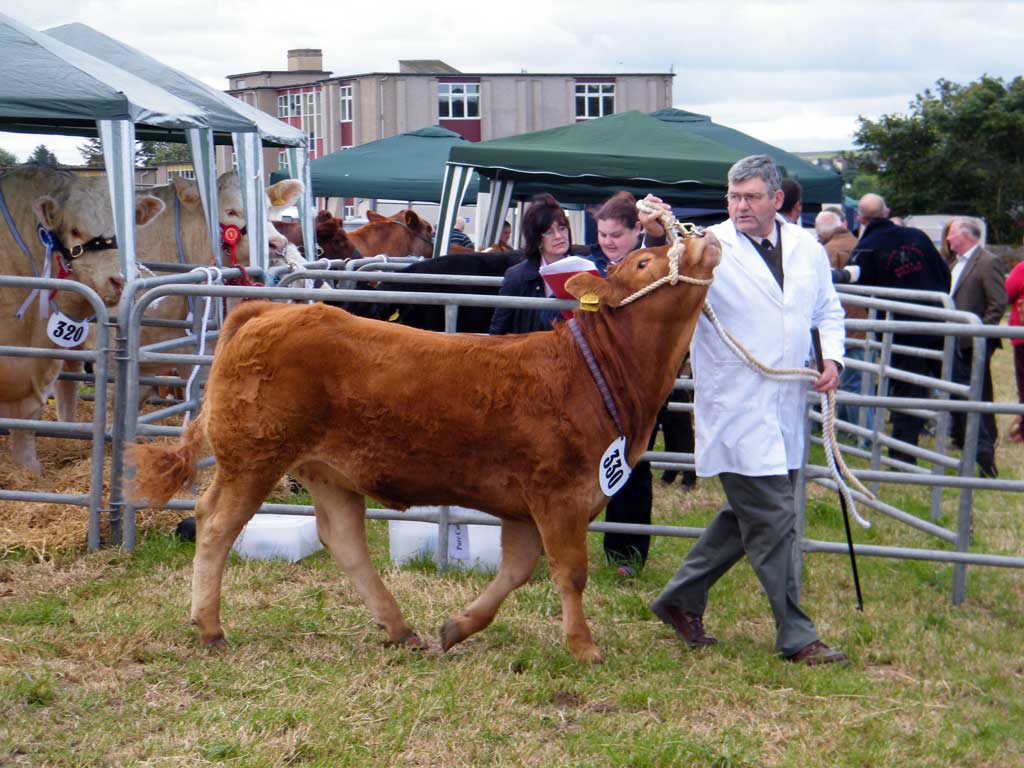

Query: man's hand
814,359,840,393
639,194,671,237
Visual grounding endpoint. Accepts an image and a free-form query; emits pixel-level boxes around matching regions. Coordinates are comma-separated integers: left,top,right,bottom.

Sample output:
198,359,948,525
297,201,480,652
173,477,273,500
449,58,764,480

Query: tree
140,141,192,164
0,147,16,166
28,144,59,166
78,137,104,166
854,75,1024,242
849,174,880,199
77,138,191,168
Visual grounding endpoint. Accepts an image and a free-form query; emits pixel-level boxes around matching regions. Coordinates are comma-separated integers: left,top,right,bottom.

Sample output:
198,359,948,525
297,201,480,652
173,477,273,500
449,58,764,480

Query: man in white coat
640,155,848,665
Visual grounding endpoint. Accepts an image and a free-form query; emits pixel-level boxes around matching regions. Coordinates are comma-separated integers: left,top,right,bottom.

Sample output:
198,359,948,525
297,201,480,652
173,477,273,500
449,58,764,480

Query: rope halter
617,200,714,307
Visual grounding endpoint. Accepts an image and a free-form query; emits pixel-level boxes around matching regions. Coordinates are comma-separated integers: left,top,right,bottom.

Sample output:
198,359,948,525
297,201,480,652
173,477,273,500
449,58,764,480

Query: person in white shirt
640,155,848,666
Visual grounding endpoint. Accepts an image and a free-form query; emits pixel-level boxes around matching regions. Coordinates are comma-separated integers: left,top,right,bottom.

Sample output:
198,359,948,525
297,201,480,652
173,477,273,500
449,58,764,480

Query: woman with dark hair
488,193,573,335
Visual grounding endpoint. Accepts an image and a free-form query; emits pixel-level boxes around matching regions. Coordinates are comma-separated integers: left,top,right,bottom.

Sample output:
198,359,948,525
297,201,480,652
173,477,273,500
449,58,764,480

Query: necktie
758,238,783,289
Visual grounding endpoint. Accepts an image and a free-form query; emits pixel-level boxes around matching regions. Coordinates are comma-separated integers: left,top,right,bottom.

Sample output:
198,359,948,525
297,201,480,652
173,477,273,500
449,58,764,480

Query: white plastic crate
389,507,502,572
232,514,323,562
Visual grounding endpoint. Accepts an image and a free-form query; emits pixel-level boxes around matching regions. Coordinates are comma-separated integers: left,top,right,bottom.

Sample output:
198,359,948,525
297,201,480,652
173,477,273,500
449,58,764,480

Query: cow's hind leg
302,471,424,649
190,471,278,647
440,518,543,653
534,511,603,663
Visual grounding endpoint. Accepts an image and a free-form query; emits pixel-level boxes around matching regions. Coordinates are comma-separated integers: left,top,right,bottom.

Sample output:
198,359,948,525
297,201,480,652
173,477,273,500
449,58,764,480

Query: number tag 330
46,311,89,348
599,436,631,496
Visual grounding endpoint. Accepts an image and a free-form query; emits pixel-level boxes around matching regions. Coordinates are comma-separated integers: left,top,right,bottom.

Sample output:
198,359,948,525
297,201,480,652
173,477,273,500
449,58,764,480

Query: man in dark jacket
833,194,952,463
946,217,1008,477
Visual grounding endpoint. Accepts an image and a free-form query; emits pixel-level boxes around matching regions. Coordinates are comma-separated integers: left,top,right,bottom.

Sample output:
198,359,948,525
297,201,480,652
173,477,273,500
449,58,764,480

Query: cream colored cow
0,164,164,474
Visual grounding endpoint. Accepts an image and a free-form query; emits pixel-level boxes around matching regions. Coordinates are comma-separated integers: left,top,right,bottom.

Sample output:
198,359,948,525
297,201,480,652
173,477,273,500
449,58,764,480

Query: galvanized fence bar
92,274,1022,605
0,275,111,551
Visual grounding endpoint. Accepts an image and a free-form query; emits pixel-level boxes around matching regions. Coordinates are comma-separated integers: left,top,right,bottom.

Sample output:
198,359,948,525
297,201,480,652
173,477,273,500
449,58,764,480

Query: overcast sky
3,0,1021,164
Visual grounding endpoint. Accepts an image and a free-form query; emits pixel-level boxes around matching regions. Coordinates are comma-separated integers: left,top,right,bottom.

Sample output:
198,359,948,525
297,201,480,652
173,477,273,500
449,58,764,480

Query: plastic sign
599,436,631,496
46,311,88,348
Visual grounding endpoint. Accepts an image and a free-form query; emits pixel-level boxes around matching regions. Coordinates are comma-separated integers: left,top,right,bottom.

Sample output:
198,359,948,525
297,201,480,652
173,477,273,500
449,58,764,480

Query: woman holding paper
488,193,577,335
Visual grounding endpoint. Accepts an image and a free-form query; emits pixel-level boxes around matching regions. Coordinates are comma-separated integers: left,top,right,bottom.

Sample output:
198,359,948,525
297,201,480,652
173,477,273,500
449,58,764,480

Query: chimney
287,49,323,72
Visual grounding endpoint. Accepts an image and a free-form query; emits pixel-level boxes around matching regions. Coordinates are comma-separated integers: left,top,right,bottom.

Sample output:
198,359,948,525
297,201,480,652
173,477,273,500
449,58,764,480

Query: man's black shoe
977,454,998,479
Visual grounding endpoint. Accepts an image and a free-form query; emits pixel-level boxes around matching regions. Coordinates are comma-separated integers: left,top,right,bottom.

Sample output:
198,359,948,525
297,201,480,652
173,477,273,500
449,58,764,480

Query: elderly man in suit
947,217,1008,478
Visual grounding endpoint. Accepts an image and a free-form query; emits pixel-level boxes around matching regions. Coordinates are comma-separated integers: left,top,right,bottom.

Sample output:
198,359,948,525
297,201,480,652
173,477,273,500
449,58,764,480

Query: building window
438,83,480,119
236,79,247,89
277,95,288,118
343,203,357,219
230,151,238,170
339,85,353,122
278,151,289,171
575,82,615,119
169,169,196,180
302,91,320,148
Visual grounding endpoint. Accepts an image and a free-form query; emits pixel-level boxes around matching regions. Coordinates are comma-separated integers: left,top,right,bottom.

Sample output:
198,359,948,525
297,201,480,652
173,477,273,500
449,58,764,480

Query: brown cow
274,209,433,261
272,213,357,261
128,233,720,662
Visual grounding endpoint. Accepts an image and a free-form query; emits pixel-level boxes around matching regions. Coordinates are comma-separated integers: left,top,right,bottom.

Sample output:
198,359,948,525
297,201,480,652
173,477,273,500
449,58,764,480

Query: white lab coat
691,215,845,477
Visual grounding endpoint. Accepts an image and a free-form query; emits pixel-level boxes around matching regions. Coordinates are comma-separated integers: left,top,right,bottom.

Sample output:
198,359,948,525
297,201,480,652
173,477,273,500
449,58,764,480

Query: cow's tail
127,411,208,507
126,301,277,507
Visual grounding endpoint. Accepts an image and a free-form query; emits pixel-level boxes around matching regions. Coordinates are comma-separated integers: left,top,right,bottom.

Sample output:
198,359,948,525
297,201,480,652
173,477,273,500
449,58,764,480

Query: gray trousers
653,471,819,656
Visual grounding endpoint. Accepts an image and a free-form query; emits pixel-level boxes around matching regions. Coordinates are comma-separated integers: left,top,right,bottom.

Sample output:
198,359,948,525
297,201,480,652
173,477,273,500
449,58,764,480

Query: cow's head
365,209,435,257
315,216,358,260
216,172,303,270
32,175,164,312
564,232,720,311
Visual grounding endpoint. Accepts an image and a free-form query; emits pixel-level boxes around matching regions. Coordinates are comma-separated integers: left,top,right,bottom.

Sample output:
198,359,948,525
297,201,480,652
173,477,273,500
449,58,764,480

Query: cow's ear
402,210,421,228
315,209,333,224
172,177,201,206
564,272,613,308
366,211,385,222
265,179,303,208
135,195,166,227
31,195,59,230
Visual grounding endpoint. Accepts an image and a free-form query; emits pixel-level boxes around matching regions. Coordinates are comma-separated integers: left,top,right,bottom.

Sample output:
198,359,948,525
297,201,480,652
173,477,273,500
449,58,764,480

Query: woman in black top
488,193,572,335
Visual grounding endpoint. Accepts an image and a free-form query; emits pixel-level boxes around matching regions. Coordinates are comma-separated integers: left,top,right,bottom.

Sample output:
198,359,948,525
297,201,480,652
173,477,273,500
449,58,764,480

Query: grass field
1,353,1022,767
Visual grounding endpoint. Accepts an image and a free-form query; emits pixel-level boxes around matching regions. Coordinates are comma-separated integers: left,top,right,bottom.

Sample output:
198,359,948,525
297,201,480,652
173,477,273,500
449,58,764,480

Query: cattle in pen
0,164,164,474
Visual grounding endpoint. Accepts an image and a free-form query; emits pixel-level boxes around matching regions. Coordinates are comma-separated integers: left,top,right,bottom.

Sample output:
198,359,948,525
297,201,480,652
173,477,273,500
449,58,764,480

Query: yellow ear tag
579,292,600,312
272,198,285,206
388,309,401,322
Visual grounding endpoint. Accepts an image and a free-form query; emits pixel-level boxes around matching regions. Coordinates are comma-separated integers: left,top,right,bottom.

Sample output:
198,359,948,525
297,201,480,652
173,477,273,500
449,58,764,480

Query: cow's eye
638,259,649,269
227,209,240,218
71,228,81,239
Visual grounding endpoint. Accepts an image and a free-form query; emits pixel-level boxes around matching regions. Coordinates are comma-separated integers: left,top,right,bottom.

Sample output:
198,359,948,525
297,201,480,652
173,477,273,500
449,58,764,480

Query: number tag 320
599,435,631,496
46,311,89,348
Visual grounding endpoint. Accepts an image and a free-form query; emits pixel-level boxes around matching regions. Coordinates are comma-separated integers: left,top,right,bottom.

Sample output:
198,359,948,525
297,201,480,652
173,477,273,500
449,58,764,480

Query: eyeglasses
541,224,569,238
725,192,769,205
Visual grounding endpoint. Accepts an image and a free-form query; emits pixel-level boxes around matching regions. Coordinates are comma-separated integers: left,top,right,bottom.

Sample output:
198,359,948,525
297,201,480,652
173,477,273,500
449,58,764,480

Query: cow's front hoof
572,644,604,664
200,633,228,650
439,619,464,652
388,631,428,651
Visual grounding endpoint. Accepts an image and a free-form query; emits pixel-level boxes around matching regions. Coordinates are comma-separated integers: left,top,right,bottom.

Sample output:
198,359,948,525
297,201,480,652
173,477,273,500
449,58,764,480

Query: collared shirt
950,243,979,293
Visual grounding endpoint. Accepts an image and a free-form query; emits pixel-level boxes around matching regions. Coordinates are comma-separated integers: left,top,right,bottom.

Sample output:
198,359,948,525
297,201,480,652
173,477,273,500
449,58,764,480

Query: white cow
58,171,306,415
0,164,164,474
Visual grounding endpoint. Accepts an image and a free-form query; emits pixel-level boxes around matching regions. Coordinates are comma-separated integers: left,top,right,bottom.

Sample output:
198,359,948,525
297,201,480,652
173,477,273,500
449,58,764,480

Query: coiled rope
634,199,873,527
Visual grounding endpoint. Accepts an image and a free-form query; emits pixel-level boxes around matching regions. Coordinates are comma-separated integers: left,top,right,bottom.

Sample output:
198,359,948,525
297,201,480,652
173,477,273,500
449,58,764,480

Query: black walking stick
812,329,864,611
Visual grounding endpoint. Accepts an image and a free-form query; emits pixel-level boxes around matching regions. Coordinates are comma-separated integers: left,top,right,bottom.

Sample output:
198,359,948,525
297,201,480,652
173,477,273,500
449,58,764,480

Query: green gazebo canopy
650,108,842,203
309,126,479,203
447,110,742,206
